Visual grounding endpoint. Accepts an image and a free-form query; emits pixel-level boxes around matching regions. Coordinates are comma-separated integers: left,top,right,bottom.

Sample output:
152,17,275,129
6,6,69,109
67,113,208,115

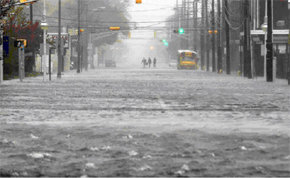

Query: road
0,67,290,177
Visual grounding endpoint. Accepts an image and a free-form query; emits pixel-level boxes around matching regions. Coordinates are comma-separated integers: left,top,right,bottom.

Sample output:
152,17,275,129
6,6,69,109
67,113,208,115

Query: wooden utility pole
266,0,273,82
57,0,62,78
83,2,89,71
211,0,216,72
217,0,222,73
77,0,81,73
205,0,210,71
200,0,205,69
194,0,198,51
186,0,189,48
193,0,196,50
243,0,252,79
224,0,230,74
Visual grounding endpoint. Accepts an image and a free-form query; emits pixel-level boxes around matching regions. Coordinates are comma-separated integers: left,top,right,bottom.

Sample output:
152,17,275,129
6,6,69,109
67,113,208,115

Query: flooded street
0,68,289,177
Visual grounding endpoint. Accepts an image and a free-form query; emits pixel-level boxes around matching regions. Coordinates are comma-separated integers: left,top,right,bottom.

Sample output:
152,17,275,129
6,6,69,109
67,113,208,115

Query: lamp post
41,0,48,81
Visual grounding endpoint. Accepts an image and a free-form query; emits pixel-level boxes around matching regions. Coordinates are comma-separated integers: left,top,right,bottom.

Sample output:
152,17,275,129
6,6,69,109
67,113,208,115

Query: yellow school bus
177,50,199,70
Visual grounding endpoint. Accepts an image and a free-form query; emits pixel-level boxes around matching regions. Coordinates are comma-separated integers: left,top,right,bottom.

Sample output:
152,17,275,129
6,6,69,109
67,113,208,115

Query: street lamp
41,0,48,81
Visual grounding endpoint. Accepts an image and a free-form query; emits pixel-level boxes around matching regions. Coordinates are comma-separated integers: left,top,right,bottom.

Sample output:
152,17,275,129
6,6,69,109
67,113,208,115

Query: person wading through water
153,57,157,68
141,58,147,68
148,57,152,68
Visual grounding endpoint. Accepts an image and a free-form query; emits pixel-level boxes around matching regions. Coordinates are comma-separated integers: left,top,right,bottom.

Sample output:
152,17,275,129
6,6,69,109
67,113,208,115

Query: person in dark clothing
141,58,146,68
153,57,157,68
148,57,152,68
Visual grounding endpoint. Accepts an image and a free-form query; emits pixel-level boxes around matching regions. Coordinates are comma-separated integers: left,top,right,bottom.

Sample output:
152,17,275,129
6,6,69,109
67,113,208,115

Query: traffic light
14,39,27,48
128,31,131,39
136,0,142,4
19,0,37,5
109,27,120,31
173,30,178,33
154,31,156,39
178,28,184,34
162,39,168,46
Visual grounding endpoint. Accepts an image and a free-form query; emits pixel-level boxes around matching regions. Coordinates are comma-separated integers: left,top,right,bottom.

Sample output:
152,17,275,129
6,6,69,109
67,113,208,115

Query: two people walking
141,57,157,68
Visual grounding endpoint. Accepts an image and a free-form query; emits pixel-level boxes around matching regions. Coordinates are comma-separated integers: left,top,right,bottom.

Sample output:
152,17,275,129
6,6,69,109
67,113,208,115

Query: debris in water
1,138,15,145
210,153,216,157
128,150,138,156
123,134,133,140
80,175,88,178
85,162,96,169
240,146,248,151
2,138,9,144
174,170,185,176
181,164,190,171
27,152,52,159
11,172,19,176
89,147,99,152
284,155,290,160
142,155,152,159
100,146,111,151
66,134,71,138
139,165,152,171
30,134,39,140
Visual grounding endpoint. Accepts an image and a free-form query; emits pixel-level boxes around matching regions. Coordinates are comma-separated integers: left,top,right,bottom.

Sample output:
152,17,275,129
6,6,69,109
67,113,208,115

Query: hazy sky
128,0,176,38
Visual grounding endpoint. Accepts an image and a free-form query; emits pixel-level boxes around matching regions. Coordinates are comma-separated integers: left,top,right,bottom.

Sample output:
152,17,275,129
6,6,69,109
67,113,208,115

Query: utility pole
200,0,205,69
77,0,81,73
42,0,47,81
30,4,33,22
266,0,273,82
57,0,62,78
181,0,185,49
243,0,252,79
0,28,3,84
192,0,195,50
176,0,181,50
217,0,222,73
211,0,216,72
83,2,88,71
224,0,230,74
186,0,189,49
205,0,210,71
194,0,198,51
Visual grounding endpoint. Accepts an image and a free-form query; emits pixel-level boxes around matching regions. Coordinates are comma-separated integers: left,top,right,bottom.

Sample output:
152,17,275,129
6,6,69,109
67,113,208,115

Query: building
250,0,290,78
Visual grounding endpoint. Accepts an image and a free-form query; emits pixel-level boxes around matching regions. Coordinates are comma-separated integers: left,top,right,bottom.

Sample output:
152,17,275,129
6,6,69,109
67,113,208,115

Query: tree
3,6,42,78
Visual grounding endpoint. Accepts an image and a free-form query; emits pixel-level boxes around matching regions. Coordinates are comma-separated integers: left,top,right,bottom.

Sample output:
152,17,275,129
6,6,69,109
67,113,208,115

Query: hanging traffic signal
136,0,142,4
109,27,120,31
19,0,37,5
162,39,168,46
178,28,184,34
128,31,131,38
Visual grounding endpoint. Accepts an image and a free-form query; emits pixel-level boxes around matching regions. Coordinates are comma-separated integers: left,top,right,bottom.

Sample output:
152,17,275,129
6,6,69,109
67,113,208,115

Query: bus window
181,56,194,61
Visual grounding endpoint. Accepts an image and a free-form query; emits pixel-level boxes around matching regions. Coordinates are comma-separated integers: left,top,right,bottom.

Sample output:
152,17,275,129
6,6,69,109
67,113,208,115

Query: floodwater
0,68,290,177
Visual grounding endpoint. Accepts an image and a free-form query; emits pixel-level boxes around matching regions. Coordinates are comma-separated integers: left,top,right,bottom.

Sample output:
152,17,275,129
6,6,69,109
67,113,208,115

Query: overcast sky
128,0,176,38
